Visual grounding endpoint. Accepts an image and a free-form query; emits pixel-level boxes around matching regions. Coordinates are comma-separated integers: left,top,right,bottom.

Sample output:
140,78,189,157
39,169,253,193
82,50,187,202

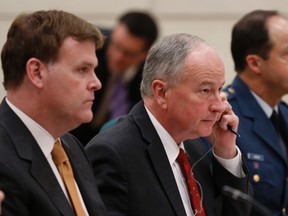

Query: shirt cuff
213,145,245,177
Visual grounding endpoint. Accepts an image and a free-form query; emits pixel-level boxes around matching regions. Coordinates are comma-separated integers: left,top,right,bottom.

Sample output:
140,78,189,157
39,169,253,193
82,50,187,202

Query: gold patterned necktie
52,140,86,216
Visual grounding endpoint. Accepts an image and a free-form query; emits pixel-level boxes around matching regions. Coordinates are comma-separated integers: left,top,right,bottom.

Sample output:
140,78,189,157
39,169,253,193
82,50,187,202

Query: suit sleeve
0,161,30,216
85,140,128,216
212,156,252,216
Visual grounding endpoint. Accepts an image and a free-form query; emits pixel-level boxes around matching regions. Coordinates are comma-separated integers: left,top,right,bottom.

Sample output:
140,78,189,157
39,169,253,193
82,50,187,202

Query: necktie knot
177,148,189,165
52,140,69,166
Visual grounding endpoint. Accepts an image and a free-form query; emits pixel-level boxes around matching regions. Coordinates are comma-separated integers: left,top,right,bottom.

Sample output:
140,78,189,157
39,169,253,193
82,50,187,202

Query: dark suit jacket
85,101,250,216
70,39,143,146
224,76,288,216
0,99,105,216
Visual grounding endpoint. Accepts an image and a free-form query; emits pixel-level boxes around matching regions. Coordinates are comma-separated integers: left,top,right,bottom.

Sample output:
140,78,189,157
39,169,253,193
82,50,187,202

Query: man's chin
199,129,214,138
79,112,93,124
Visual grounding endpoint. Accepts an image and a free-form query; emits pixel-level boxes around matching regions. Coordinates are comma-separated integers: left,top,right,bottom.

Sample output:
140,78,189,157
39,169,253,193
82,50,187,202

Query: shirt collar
250,90,278,118
145,106,181,166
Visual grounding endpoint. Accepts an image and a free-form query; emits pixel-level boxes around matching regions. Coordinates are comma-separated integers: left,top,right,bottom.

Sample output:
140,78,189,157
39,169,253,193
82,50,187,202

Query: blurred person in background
70,10,158,145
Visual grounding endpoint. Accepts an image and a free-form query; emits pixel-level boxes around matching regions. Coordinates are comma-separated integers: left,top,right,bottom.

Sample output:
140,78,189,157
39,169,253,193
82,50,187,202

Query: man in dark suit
0,10,105,215
86,33,250,216
70,11,158,145
224,10,288,216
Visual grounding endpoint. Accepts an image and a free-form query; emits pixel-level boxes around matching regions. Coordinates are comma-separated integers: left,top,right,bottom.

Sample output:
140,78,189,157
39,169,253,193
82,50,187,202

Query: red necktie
177,148,206,216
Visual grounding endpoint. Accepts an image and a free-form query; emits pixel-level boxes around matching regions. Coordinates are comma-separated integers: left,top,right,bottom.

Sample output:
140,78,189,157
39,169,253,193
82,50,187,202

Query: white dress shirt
251,91,275,118
251,91,286,154
145,106,244,216
6,98,89,215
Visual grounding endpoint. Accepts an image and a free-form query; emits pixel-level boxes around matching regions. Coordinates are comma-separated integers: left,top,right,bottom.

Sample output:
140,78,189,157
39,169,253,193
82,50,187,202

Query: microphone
222,185,272,216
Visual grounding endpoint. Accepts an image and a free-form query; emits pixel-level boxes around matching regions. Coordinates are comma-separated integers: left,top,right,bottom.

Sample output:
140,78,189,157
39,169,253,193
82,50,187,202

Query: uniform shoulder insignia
223,86,236,100
227,87,235,94
280,100,288,109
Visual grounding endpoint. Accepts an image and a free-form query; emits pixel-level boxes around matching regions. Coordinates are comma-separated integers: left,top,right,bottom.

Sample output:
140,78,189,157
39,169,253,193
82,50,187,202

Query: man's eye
201,89,210,93
80,67,88,73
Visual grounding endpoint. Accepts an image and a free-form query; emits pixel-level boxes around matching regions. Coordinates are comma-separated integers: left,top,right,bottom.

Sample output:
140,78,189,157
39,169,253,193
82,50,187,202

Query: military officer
224,10,288,216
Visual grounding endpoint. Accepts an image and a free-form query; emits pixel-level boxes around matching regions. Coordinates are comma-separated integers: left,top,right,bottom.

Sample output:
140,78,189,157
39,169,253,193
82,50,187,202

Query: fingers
219,91,232,112
226,103,232,112
218,93,238,130
220,91,233,112
218,111,239,130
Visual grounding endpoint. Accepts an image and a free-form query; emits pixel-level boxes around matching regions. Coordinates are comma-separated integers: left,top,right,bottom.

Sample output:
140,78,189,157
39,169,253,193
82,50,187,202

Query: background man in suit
224,10,288,216
70,11,159,145
85,33,250,216
0,10,105,215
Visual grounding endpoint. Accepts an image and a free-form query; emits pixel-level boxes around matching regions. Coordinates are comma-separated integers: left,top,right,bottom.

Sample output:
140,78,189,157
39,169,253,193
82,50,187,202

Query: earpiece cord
189,132,217,215
191,132,217,171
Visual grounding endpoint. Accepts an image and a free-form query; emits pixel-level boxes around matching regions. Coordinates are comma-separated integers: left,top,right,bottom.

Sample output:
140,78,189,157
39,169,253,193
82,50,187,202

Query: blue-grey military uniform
224,76,288,216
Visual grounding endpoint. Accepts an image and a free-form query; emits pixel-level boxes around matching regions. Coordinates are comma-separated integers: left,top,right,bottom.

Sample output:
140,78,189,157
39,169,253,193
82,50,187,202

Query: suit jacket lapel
233,77,286,160
30,152,74,216
61,135,104,216
131,102,187,216
0,99,74,216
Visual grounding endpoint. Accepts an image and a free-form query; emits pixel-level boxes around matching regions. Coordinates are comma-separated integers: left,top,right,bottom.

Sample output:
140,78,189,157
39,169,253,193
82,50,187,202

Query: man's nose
90,73,102,91
209,93,227,113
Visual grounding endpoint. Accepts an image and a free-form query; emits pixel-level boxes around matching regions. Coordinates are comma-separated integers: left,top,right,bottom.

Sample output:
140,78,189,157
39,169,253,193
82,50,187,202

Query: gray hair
140,33,206,97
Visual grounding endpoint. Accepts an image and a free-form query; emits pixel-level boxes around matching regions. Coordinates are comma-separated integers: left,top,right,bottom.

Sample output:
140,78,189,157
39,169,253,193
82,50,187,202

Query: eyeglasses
109,39,145,58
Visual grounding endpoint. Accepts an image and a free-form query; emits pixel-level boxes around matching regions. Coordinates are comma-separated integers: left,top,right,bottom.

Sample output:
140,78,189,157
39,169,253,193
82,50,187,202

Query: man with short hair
86,33,250,216
0,10,105,216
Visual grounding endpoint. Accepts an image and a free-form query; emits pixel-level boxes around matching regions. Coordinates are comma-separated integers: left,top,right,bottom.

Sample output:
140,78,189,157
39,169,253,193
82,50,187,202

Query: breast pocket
245,153,275,187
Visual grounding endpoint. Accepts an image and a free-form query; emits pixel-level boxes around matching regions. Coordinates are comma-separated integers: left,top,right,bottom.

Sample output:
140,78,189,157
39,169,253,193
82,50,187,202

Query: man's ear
246,54,262,74
26,58,45,88
151,79,168,109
